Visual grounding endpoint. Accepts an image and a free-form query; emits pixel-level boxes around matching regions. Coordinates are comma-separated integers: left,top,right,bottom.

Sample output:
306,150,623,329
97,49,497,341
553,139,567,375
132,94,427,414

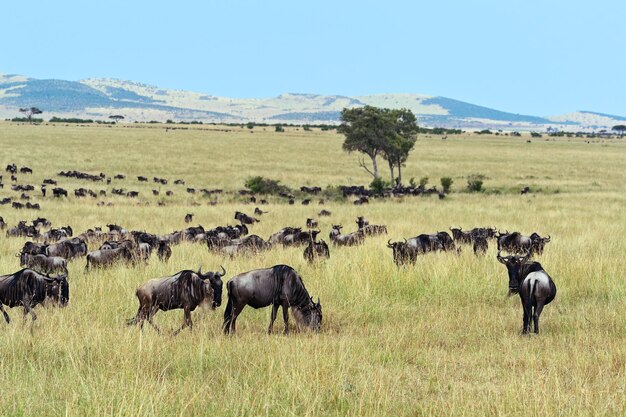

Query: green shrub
244,176,291,195
466,174,485,192
370,177,390,194
419,177,429,188
440,177,454,193
275,125,285,132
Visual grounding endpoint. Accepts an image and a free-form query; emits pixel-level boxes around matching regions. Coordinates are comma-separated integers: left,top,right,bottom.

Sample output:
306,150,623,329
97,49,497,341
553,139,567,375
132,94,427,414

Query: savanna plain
0,122,624,416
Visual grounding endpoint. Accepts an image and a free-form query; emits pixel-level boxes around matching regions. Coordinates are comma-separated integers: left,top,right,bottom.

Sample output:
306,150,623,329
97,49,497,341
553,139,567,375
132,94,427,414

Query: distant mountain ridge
1,72,624,130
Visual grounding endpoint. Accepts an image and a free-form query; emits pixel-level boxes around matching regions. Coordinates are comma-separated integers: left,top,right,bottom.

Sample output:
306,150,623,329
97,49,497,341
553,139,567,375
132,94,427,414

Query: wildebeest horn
218,265,226,277
198,265,202,274
387,239,393,247
317,297,320,305
496,250,506,263
545,235,551,242
403,238,407,243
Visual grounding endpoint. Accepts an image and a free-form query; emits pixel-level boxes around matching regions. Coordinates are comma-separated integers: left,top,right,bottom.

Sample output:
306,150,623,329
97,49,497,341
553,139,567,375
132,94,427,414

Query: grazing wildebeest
303,238,330,263
128,267,225,334
52,187,68,198
0,216,5,230
157,240,172,262
166,190,174,196
152,189,160,196
137,176,148,182
497,251,557,334
521,186,530,194
184,213,194,223
318,209,331,217
85,247,133,269
356,217,387,236
254,207,267,215
0,269,69,322
20,253,68,275
223,265,322,334
329,225,364,246
114,174,126,180
306,218,318,229
174,179,185,185
234,211,259,225
19,166,33,174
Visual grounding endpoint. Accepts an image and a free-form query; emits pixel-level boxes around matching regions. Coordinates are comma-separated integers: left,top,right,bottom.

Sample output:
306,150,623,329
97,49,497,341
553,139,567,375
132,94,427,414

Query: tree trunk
370,154,379,179
388,160,395,186
397,159,402,186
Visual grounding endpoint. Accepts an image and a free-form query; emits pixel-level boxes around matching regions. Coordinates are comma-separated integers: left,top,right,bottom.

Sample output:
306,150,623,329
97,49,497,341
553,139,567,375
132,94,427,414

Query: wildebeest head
198,265,226,309
300,296,322,331
44,274,70,307
497,250,531,295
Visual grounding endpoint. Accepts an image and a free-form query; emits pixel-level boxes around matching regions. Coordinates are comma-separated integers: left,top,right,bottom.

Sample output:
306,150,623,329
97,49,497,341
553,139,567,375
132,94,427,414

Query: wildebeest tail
223,281,234,331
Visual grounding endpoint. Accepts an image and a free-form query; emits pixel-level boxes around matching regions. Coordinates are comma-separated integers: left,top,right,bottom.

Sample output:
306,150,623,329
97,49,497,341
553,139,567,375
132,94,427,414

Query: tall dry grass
0,122,624,416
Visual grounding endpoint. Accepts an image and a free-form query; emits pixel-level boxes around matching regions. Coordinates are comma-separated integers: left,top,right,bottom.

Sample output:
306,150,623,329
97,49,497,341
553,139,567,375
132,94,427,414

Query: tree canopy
612,125,626,137
338,106,418,185
19,107,43,123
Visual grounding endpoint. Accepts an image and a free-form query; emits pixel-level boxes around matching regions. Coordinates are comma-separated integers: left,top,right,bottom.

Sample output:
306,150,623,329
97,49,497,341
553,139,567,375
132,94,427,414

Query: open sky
2,0,625,116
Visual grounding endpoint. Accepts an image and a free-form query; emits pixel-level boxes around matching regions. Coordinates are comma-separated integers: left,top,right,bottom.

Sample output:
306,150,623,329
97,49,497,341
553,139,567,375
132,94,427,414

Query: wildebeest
0,269,69,322
0,216,5,230
184,213,194,224
254,207,267,215
5,163,17,174
387,239,418,266
19,166,33,174
157,240,172,262
318,209,331,216
20,253,68,275
52,187,68,198
234,211,259,225
472,233,489,255
127,267,225,334
223,265,322,334
85,246,133,269
356,216,387,236
303,238,330,263
329,225,364,246
306,218,318,229
137,176,148,182
497,251,557,334
521,186,530,194
41,185,47,196
497,231,550,255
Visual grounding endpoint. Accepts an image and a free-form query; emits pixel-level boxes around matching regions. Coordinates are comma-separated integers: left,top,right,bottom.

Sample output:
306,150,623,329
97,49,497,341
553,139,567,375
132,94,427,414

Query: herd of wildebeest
0,163,557,335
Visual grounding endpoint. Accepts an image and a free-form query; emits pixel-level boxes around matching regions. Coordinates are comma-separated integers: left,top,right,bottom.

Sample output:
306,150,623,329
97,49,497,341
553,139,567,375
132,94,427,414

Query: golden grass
0,122,624,416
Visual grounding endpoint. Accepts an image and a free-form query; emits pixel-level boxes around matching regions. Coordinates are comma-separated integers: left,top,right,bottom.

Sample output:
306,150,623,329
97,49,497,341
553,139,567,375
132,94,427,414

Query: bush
440,177,454,193
419,177,429,188
466,174,485,193
244,176,291,195
246,122,255,129
530,132,542,138
369,177,390,195
303,125,312,131
275,125,285,132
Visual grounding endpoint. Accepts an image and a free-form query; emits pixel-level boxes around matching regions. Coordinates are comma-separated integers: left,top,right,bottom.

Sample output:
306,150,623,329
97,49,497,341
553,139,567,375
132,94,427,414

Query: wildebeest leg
533,302,546,334
230,304,244,335
522,307,530,334
173,307,192,335
146,305,161,333
0,304,10,323
268,303,279,334
23,302,37,322
282,303,290,335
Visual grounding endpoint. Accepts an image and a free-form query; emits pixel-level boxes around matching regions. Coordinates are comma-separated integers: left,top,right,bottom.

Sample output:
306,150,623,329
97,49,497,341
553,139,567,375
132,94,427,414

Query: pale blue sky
2,0,624,116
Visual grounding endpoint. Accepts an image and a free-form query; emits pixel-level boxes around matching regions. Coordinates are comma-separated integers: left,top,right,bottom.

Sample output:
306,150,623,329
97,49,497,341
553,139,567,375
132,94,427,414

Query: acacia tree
109,115,125,123
19,107,43,123
380,109,418,186
612,125,626,138
338,106,389,179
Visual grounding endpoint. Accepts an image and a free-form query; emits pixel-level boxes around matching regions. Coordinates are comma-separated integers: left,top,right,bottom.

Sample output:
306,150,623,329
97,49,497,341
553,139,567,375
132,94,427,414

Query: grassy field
0,122,624,416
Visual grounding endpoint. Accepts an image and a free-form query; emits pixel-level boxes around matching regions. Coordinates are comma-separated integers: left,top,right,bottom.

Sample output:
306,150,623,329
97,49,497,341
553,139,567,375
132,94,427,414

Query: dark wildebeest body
184,213,194,223
223,265,322,334
497,251,557,334
306,218,318,229
254,207,267,216
128,267,224,334
497,232,550,255
0,269,69,323
157,240,172,262
85,247,133,269
329,225,364,246
235,211,259,225
20,254,68,275
303,239,330,263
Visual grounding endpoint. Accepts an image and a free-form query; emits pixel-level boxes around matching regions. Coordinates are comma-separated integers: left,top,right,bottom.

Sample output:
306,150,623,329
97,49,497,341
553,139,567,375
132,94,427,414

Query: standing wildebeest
20,253,68,275
6,163,17,174
387,239,419,266
223,265,322,334
234,211,259,225
85,246,133,269
329,225,364,246
303,238,330,263
0,216,5,230
157,240,172,262
436,231,456,251
128,267,225,334
0,269,69,322
497,251,557,334
356,216,387,236
184,213,194,223
497,232,550,255
450,226,472,244
306,218,318,229
472,232,489,255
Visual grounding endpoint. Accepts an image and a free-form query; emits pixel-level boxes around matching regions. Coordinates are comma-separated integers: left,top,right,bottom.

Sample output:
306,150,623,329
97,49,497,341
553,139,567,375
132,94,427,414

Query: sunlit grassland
0,122,624,416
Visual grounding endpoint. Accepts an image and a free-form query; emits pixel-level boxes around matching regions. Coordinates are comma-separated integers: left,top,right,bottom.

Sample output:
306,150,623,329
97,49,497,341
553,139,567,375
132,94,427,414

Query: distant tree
19,107,43,123
109,115,125,123
612,125,626,138
339,106,417,182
